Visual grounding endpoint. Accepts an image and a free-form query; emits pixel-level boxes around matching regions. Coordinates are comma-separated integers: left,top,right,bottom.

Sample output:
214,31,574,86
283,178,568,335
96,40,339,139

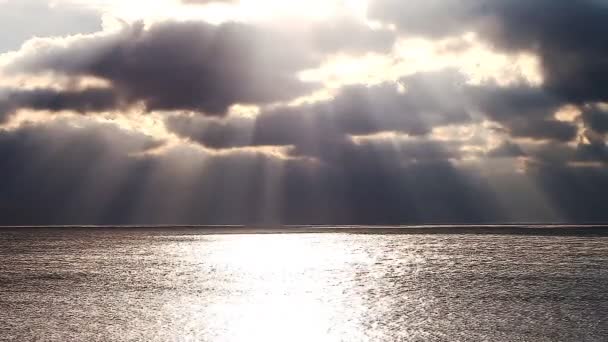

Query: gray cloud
165,114,254,149
531,164,608,222
6,18,394,116
467,83,579,142
0,91,13,122
167,70,582,159
582,105,608,134
8,87,119,113
369,0,608,104
0,114,606,224
487,141,525,158
500,137,608,167
1,2,608,224
252,73,471,157
0,118,500,224
508,119,578,142
7,21,317,115
368,0,485,38
164,71,472,158
470,85,562,121
0,87,121,123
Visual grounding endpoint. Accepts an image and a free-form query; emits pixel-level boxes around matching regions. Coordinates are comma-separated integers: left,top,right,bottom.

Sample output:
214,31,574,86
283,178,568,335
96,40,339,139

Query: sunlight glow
237,0,368,21
64,0,369,24
299,34,544,92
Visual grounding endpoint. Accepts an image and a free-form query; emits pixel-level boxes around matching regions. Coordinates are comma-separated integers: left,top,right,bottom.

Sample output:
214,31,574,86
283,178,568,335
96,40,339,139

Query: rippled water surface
1,228,607,341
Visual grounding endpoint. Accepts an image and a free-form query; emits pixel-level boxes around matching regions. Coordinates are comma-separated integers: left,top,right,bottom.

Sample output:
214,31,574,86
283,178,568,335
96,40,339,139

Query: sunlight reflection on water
164,234,379,341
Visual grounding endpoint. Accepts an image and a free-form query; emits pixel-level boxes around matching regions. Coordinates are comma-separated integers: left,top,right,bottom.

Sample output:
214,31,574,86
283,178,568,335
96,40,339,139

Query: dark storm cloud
503,136,608,167
582,105,608,134
0,92,13,122
530,165,608,222
8,87,119,113
167,69,580,156
0,0,101,53
1,115,607,225
470,86,562,121
369,0,608,104
486,0,608,104
0,87,120,123
350,135,464,164
0,118,502,224
252,80,452,142
165,70,472,154
508,119,578,142
486,141,525,158
0,119,160,225
165,114,254,149
2,1,608,225
6,18,394,116
469,82,578,142
7,21,316,115
468,84,578,142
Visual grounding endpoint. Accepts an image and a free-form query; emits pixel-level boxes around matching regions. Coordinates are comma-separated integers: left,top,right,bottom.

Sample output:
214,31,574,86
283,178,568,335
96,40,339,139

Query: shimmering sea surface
1,227,607,341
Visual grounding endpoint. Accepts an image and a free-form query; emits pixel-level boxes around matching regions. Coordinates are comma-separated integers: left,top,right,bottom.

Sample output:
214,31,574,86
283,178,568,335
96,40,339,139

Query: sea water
1,228,607,341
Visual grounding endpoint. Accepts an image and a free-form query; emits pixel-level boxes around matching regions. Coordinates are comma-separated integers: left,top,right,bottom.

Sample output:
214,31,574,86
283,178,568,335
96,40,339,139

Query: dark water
1,228,607,341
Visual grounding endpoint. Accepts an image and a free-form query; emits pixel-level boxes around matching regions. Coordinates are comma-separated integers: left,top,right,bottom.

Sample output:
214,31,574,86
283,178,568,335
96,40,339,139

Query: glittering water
1,228,607,341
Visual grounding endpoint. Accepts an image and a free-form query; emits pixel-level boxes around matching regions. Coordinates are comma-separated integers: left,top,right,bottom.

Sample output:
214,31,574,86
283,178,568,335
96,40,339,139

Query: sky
1,0,608,225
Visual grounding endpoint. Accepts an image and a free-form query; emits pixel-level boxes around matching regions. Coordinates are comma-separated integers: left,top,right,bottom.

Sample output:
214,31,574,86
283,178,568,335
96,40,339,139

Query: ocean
1,227,607,341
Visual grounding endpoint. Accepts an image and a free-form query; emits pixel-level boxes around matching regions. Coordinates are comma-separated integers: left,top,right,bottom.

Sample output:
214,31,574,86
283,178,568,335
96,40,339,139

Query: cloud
0,112,606,224
487,141,525,158
5,21,318,115
165,114,254,149
369,0,608,104
164,70,473,157
505,136,608,167
467,82,580,142
0,118,158,225
0,117,500,224
530,164,608,222
368,0,485,38
510,119,578,142
167,69,582,159
1,2,608,224
582,105,608,134
0,87,120,120
4,18,394,117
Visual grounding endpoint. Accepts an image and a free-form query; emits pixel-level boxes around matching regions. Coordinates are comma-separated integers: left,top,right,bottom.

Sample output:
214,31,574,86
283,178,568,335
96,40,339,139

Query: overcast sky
1,0,607,225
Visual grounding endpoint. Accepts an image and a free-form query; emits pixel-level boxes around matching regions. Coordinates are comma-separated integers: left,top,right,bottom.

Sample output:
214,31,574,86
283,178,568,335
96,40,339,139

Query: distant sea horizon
2,224,608,235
